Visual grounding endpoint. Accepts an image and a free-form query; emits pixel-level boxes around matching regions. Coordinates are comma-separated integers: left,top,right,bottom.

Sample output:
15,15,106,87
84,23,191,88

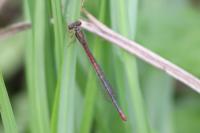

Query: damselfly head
68,21,82,30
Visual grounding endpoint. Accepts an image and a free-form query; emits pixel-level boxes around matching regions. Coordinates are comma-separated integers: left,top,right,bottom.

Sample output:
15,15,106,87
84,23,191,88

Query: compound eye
76,21,82,26
68,21,82,30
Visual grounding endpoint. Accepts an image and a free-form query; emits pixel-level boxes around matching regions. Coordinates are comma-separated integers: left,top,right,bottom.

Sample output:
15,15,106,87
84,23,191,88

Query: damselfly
68,21,127,121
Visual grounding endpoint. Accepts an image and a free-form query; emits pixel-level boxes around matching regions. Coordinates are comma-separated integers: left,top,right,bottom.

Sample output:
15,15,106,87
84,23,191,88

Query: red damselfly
68,21,127,121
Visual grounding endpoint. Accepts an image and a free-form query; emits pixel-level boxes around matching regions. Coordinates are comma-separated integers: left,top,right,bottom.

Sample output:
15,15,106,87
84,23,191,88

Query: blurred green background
0,0,200,133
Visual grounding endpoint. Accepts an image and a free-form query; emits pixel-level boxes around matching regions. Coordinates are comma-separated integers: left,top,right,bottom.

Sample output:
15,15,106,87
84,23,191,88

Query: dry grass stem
80,10,200,93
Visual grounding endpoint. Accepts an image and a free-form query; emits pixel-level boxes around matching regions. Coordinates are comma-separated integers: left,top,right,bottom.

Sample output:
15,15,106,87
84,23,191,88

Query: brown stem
80,10,200,93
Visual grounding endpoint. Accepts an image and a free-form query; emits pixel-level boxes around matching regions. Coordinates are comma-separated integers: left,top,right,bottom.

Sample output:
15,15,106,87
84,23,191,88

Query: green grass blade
45,30,57,111
51,0,81,133
0,72,18,133
25,0,51,132
110,0,150,132
50,0,66,131
23,2,35,132
44,1,56,112
51,0,65,72
51,82,60,133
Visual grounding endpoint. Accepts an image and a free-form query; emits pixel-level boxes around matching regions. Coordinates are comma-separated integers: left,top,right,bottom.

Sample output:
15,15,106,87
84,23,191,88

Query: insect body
68,21,127,121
